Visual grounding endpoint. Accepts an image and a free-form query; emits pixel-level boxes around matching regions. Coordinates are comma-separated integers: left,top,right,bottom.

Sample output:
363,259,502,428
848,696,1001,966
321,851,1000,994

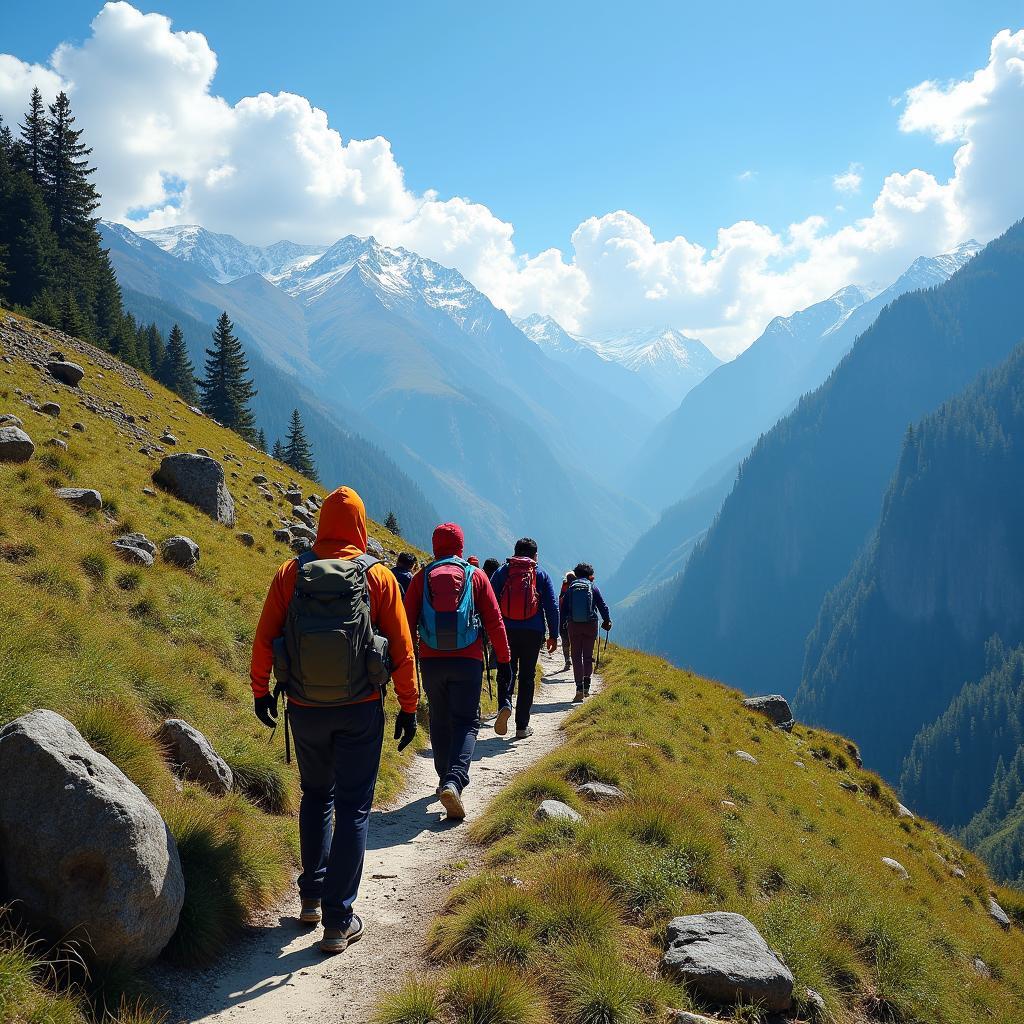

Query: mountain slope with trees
633,219,1024,699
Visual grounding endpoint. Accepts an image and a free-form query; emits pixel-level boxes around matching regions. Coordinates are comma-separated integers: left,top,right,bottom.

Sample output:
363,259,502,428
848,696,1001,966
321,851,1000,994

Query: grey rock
113,539,154,567
284,488,302,504
367,537,385,559
47,361,85,387
142,487,156,496
161,535,200,569
661,912,794,1011
289,523,316,542
237,532,255,547
0,414,24,427
157,719,233,796
160,433,177,445
535,799,583,823
292,504,315,528
577,781,626,804
952,866,966,879
896,802,915,819
973,956,991,978
40,402,61,417
290,536,312,554
72,421,85,431
742,694,795,730
734,750,758,764
805,988,827,1019
989,896,1011,929
0,710,185,965
119,533,157,555
195,447,212,457
45,438,68,450
0,425,35,462
273,528,292,543
881,857,909,880
252,474,268,485
55,488,102,511
153,454,235,526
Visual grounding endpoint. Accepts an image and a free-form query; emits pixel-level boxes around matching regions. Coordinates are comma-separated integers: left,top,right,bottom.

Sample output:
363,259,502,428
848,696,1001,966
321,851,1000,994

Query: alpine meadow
2,5,1024,1024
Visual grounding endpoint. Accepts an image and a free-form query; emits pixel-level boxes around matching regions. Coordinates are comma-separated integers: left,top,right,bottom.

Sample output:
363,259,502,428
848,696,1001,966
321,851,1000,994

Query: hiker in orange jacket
250,486,416,955
404,523,511,820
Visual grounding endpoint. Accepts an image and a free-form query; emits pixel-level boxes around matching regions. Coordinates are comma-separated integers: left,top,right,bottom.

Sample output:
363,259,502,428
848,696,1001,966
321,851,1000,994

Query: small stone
882,857,909,880
805,988,827,1019
46,360,85,387
273,528,292,543
290,536,312,554
952,866,966,879
289,523,316,542
292,504,315,528
157,719,233,796
840,781,860,792
721,800,736,809
0,425,35,462
989,896,1011,929
45,438,68,450
742,694,795,730
896,802,915,819
40,402,61,417
577,781,626,804
161,536,200,569
72,422,85,432
55,488,102,511
0,414,24,428
793,760,805,768
160,432,177,445
196,447,212,457
973,956,991,978
113,536,155,566
237,532,255,547
118,533,157,555
734,750,758,765
535,799,583,823
142,487,156,496
284,488,302,504
252,474,268,485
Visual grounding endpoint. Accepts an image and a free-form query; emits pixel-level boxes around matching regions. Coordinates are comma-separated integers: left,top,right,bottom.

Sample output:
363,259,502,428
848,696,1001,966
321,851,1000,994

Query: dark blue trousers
421,657,483,794
288,698,384,929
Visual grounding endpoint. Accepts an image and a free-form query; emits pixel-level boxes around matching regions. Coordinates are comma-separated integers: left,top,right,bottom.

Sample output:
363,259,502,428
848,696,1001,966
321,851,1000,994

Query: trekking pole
595,629,602,672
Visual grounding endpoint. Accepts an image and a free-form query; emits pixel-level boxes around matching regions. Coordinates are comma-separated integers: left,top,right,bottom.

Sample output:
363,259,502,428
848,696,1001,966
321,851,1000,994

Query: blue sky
5,0,1018,254
3,3,1024,353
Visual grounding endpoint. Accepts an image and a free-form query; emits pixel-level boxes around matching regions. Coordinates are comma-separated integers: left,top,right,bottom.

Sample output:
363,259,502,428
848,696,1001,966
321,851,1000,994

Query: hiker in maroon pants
560,562,611,701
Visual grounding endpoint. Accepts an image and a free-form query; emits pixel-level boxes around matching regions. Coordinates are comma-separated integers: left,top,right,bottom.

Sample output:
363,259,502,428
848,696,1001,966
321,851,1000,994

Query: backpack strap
295,548,319,569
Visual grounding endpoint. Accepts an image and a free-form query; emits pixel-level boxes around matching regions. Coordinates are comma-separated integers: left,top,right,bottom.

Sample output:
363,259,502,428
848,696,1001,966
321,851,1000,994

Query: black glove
394,710,417,751
602,621,612,632
254,693,278,729
496,663,512,688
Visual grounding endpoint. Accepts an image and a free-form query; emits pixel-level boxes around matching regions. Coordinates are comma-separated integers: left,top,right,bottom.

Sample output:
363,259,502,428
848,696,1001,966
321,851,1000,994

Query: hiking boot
439,783,466,820
494,705,512,736
299,898,321,926
573,689,584,702
319,914,363,955
583,676,592,697
514,726,534,740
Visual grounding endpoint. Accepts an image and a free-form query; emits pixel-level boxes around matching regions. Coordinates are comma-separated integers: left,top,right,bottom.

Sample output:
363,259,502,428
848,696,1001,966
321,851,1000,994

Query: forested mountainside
800,340,1024,781
633,219,1024,700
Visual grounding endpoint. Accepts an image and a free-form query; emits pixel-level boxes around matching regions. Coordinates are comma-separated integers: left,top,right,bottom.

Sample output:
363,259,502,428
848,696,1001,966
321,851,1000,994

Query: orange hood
315,486,367,552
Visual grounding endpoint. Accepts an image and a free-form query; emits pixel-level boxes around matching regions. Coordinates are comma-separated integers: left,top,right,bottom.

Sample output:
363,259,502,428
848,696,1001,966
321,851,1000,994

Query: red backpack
500,557,539,621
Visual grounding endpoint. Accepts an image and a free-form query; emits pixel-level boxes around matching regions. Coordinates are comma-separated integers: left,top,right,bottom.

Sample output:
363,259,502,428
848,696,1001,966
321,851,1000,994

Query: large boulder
661,912,794,1011
153,453,235,526
0,710,185,965
47,360,85,387
0,425,34,462
161,535,200,569
156,719,233,796
55,488,103,511
742,695,795,730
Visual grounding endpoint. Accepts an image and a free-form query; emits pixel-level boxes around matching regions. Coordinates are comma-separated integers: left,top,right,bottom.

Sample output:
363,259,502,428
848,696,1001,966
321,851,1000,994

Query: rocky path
163,650,598,1023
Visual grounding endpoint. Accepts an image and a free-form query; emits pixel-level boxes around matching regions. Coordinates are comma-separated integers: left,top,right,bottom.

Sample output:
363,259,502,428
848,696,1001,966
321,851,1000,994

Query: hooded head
432,522,465,559
315,486,367,552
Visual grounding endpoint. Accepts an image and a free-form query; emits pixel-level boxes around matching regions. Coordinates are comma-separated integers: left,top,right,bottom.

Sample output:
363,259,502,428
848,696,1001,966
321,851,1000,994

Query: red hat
467,555,480,566
432,522,465,558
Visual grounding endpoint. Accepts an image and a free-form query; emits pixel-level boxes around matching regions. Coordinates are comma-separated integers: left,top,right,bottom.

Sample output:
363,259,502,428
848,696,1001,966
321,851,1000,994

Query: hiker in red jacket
404,523,511,820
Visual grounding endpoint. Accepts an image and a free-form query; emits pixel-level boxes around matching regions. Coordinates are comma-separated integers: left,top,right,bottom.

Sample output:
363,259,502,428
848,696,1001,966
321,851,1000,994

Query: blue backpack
569,578,595,623
419,556,481,650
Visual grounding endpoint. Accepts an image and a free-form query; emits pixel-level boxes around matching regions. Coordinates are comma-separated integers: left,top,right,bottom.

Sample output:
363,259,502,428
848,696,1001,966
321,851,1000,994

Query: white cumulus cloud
1,6,1022,357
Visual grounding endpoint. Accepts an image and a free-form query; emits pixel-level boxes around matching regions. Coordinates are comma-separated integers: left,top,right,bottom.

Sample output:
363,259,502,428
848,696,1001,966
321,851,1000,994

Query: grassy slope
378,647,1024,1024
0,312,427,1021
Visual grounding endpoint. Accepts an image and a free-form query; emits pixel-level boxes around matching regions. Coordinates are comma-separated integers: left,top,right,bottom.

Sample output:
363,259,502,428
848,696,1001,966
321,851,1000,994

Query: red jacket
404,523,510,664
250,487,418,713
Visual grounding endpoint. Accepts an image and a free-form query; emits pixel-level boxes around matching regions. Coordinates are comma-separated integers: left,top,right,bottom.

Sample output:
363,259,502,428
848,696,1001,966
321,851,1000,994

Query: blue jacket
391,567,413,597
490,561,559,637
560,580,610,626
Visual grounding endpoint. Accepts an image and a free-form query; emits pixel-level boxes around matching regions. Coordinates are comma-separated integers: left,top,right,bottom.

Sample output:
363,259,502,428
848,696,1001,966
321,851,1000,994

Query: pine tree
134,320,152,373
272,438,285,461
198,312,258,441
41,92,99,248
256,428,268,453
161,324,198,403
284,408,318,480
384,511,401,536
18,88,48,187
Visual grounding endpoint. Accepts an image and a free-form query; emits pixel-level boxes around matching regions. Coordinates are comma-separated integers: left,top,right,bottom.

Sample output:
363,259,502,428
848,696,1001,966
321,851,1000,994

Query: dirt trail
163,649,599,1023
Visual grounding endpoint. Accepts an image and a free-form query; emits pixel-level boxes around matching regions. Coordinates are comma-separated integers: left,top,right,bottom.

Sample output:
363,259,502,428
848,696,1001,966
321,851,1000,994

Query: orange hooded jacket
249,486,418,713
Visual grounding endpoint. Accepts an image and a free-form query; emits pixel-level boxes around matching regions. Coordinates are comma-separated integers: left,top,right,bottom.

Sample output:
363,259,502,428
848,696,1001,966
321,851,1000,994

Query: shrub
373,977,442,1024
444,964,549,1024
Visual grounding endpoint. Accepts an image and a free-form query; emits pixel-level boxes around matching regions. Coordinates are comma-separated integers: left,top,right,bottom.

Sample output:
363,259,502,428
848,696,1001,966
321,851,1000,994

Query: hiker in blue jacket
560,562,611,701
489,538,559,740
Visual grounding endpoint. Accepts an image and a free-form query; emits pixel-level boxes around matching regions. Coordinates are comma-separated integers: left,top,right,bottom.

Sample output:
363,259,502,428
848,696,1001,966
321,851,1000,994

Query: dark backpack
500,557,540,621
569,578,595,623
419,556,480,651
279,551,390,705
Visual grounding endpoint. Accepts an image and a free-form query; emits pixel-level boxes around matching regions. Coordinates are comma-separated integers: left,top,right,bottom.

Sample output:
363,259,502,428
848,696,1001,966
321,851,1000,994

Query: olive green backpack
276,551,391,706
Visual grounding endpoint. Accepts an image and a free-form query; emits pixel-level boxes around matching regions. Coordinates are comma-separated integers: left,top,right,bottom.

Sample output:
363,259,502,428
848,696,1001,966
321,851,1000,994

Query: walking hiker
559,571,575,672
250,487,417,955
391,551,416,597
480,558,502,672
560,561,611,702
404,523,511,820
490,538,559,740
